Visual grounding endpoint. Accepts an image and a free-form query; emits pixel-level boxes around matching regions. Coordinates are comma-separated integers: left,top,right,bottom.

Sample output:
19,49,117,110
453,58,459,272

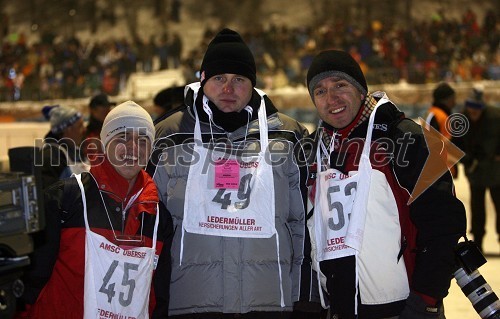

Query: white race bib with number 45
75,174,159,319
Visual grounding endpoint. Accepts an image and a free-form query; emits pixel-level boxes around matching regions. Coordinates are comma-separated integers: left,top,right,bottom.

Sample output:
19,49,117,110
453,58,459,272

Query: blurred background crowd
0,2,498,102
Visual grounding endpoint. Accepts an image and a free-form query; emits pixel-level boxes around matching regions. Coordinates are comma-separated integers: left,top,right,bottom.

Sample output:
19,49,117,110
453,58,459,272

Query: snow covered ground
445,165,499,319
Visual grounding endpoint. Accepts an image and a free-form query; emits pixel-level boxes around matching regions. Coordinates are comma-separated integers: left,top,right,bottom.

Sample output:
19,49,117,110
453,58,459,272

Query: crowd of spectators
0,30,183,101
0,7,498,102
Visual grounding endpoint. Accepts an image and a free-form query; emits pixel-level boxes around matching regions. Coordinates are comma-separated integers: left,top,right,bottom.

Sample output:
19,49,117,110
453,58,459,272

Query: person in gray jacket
148,28,310,318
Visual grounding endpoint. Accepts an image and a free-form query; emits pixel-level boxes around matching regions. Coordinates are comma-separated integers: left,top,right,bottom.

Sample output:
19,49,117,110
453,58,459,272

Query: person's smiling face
312,77,365,129
106,130,151,181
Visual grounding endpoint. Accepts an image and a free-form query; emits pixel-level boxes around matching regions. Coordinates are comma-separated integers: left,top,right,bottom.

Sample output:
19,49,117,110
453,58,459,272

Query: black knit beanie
306,50,368,99
200,28,256,87
432,82,455,103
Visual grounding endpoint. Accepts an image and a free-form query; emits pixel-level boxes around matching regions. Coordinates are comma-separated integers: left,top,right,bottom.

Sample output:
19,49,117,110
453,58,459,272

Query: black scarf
194,88,263,132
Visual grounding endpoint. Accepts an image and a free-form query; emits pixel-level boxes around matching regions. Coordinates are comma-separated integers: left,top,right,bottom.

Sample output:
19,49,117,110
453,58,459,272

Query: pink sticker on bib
215,160,240,189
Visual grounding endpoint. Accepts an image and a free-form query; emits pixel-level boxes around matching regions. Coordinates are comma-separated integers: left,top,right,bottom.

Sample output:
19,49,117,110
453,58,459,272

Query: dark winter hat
42,105,82,135
200,28,256,87
465,86,486,110
432,82,455,103
306,50,368,99
89,93,116,109
153,86,185,111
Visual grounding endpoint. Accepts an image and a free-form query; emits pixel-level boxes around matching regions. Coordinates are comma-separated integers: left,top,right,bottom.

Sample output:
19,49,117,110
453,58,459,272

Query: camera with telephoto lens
453,238,500,319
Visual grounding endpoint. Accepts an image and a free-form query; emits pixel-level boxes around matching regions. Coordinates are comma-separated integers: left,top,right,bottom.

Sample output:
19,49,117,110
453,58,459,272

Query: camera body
0,172,43,318
454,240,500,319
0,147,45,318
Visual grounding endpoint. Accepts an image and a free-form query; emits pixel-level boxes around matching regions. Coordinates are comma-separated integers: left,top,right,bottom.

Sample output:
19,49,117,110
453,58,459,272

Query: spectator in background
425,82,458,177
2,6,500,103
171,0,181,22
86,93,115,139
139,36,157,73
158,33,170,70
486,50,500,80
152,85,185,123
169,32,183,69
454,87,500,253
426,83,456,134
101,66,119,95
83,93,115,164
40,105,88,189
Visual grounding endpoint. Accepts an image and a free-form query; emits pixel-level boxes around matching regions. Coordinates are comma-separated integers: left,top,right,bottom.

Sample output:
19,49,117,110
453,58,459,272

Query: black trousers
469,184,500,245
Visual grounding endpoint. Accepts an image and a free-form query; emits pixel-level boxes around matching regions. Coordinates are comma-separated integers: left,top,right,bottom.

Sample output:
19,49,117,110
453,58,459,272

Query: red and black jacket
301,99,466,318
23,159,173,319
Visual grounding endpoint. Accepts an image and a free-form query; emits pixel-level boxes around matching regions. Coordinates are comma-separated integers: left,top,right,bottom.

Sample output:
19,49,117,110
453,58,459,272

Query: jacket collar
89,157,159,235
184,83,282,140
90,157,158,213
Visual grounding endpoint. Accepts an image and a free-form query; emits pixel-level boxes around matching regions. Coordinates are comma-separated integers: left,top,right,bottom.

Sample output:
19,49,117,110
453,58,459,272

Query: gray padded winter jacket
149,84,308,315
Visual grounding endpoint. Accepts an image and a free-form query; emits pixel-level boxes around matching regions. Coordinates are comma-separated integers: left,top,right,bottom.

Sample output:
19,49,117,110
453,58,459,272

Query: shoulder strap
61,174,81,213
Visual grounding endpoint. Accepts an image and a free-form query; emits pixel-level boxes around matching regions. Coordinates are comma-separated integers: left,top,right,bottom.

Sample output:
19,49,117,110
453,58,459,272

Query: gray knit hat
100,101,155,148
42,105,82,135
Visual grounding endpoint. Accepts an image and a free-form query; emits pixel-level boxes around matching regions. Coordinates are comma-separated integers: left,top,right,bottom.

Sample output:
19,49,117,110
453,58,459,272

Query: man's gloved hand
399,291,445,319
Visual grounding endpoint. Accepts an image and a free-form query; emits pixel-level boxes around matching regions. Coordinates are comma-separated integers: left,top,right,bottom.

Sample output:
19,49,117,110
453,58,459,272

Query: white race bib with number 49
183,93,276,239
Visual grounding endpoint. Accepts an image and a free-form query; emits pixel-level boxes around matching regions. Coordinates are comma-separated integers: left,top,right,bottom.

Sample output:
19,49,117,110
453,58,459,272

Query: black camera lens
454,268,500,319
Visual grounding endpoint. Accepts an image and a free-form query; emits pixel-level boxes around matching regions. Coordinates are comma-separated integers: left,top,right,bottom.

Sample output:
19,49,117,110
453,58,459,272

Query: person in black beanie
426,83,456,134
149,28,319,319
152,85,185,124
425,82,457,177
303,50,466,319
82,93,115,164
86,93,115,140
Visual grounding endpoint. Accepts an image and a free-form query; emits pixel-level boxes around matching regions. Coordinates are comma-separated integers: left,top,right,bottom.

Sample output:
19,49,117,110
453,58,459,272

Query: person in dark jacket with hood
148,28,317,318
24,101,173,319
304,50,466,319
